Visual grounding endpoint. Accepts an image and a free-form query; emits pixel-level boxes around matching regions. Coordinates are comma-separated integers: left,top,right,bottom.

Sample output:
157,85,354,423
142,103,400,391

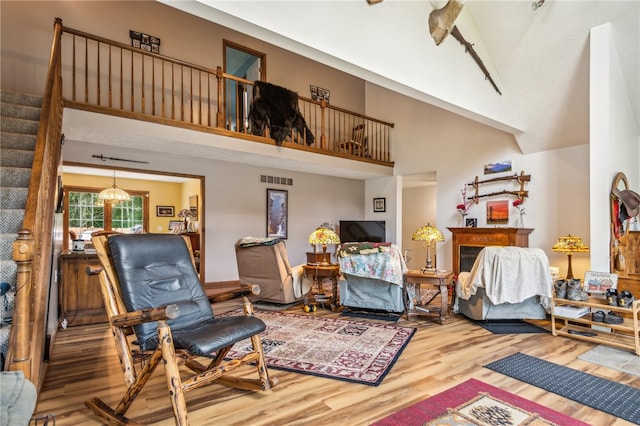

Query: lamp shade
551,235,589,253
412,224,444,243
308,227,341,246
178,209,194,219
98,172,130,204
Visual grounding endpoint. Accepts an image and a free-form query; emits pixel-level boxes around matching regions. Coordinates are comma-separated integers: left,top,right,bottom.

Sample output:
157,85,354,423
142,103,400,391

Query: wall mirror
189,194,198,219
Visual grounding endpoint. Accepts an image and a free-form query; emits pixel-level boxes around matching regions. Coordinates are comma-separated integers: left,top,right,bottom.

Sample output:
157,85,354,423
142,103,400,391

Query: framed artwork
168,220,183,232
584,271,618,294
267,189,288,239
189,194,198,220
373,197,386,213
483,160,512,174
156,205,174,217
486,200,508,225
465,218,478,228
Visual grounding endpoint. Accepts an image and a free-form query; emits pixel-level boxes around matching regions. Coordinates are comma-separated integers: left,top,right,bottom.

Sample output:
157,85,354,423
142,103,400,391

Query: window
64,186,149,249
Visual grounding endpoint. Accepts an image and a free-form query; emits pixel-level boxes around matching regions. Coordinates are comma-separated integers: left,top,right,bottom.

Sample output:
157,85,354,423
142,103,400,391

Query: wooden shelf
551,296,640,355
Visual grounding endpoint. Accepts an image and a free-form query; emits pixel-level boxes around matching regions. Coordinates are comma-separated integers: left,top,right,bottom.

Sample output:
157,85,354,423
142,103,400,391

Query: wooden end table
404,269,455,324
302,264,341,311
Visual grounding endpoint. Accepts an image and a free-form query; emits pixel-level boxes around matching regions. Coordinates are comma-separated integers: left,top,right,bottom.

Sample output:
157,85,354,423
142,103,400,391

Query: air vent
260,175,293,186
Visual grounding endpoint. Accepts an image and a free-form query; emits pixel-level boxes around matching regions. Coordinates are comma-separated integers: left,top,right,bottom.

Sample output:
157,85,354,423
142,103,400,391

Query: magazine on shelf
553,304,590,319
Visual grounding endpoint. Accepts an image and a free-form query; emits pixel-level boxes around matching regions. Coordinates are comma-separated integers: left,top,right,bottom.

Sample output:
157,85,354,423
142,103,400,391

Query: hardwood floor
35,299,639,425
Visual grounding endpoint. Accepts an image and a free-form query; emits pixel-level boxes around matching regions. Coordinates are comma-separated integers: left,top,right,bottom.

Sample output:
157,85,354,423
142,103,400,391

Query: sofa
455,246,553,320
337,242,407,312
235,237,308,304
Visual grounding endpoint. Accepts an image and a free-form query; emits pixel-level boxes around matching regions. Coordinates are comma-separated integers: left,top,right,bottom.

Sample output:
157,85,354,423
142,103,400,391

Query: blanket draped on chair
457,246,553,306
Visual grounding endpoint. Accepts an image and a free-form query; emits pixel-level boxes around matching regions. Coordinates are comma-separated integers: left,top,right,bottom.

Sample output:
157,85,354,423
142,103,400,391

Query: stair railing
9,17,65,389
60,26,393,165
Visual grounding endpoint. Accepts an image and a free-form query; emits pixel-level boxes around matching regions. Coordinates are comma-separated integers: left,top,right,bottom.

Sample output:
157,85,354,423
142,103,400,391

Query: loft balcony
60,25,394,168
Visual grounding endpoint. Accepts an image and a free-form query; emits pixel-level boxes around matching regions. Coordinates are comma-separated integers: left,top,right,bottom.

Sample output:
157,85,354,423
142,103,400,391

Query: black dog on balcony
248,81,314,146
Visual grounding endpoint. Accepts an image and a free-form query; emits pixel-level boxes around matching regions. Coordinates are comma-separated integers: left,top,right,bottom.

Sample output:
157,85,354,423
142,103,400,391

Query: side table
302,264,340,311
404,269,455,324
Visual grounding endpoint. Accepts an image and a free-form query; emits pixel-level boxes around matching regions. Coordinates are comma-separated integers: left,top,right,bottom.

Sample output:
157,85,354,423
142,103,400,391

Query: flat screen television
339,220,386,243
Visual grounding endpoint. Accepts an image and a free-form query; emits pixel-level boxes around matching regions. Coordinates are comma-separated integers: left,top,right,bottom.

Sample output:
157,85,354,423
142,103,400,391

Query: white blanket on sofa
457,246,553,306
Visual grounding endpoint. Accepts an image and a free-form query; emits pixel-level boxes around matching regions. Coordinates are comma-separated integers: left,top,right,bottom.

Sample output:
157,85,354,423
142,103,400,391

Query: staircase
0,90,42,369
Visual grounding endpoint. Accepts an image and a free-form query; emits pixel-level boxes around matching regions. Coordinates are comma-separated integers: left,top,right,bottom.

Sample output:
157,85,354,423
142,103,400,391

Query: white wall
590,23,640,272
365,82,592,278
63,140,364,282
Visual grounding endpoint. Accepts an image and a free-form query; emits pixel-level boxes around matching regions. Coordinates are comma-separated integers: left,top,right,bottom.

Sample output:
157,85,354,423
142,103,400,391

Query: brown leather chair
235,238,308,304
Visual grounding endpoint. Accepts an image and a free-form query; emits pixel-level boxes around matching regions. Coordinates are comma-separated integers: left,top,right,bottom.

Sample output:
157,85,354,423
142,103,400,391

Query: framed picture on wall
373,197,386,213
267,189,288,239
156,205,174,217
486,200,508,225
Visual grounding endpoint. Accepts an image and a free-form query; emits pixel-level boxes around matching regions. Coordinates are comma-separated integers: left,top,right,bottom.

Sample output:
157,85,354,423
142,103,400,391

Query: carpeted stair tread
0,148,35,168
0,260,17,286
0,132,37,150
1,91,43,108
0,209,25,234
1,102,42,121
0,167,31,188
0,188,28,209
0,117,39,135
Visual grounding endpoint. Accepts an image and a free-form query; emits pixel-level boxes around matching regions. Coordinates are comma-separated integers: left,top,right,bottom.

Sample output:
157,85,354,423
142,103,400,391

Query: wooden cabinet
447,227,533,275
551,296,640,355
59,252,107,326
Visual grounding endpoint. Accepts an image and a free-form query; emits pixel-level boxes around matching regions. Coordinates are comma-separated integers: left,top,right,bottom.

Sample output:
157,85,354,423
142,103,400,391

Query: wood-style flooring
34,298,639,425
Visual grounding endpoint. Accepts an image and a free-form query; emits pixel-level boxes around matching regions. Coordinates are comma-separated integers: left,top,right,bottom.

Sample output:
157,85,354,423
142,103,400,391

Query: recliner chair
235,237,308,304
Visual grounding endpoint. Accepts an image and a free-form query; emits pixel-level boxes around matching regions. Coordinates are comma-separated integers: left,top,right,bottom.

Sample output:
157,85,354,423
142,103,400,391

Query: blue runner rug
485,352,640,424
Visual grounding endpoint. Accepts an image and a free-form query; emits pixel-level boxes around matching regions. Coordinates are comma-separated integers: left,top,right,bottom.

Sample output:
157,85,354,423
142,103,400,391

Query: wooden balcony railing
60,25,394,165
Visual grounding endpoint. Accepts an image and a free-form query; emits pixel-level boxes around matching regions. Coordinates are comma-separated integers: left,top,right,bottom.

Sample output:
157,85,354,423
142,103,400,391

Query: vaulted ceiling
161,0,639,155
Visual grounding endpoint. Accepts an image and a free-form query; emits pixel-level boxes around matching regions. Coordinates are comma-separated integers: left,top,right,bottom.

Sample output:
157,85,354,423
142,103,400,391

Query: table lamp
177,208,194,233
412,223,444,271
308,224,341,265
552,234,589,280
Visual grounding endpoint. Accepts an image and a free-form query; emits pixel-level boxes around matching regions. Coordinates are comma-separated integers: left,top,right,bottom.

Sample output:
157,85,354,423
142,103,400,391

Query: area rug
471,319,548,334
222,309,416,386
485,352,640,424
578,345,640,377
372,378,589,426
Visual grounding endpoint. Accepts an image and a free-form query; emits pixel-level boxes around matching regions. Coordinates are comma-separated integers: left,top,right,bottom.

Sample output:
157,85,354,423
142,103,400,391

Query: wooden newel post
11,229,34,378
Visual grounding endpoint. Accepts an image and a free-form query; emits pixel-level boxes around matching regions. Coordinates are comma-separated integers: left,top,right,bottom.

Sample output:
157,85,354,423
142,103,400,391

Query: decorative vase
460,214,467,227
517,213,525,228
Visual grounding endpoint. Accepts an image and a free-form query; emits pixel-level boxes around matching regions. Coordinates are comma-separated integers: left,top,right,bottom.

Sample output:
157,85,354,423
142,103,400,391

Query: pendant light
98,171,131,204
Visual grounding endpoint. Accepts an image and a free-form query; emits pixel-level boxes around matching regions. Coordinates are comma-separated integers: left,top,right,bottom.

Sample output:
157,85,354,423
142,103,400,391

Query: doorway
223,40,266,132
62,163,205,278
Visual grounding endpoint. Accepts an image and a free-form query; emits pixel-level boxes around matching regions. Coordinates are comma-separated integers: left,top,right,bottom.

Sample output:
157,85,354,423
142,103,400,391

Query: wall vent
260,175,293,186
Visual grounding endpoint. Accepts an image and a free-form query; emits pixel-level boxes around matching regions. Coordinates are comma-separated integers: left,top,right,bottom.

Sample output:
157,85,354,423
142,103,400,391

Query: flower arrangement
513,198,525,227
456,187,474,225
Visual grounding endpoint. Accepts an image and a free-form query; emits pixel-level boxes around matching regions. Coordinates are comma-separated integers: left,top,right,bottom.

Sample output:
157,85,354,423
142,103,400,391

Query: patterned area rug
485,352,640,424
223,309,415,386
373,378,589,426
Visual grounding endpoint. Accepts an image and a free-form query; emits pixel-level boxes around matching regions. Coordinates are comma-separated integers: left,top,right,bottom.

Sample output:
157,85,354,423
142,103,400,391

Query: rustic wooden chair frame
85,233,277,425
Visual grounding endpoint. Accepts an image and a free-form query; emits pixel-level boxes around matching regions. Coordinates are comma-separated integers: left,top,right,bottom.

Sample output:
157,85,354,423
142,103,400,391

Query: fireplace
448,227,534,275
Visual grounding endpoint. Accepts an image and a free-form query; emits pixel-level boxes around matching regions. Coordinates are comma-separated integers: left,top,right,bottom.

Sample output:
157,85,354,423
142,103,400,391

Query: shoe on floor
603,311,624,324
591,310,605,322
618,290,635,308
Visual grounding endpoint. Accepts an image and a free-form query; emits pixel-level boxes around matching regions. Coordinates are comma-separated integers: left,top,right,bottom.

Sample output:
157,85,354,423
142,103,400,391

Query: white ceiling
161,0,639,155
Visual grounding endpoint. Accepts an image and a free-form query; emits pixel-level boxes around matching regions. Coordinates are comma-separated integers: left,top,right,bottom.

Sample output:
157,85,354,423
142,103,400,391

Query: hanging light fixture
98,171,131,204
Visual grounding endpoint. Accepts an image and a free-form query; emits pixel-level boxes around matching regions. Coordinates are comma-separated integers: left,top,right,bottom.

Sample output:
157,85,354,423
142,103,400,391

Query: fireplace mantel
447,227,534,275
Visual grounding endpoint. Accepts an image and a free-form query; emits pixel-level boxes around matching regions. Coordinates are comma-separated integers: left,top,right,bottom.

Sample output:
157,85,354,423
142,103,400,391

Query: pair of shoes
618,291,635,308
606,289,619,306
567,279,588,301
603,311,624,324
591,310,605,322
555,280,567,299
